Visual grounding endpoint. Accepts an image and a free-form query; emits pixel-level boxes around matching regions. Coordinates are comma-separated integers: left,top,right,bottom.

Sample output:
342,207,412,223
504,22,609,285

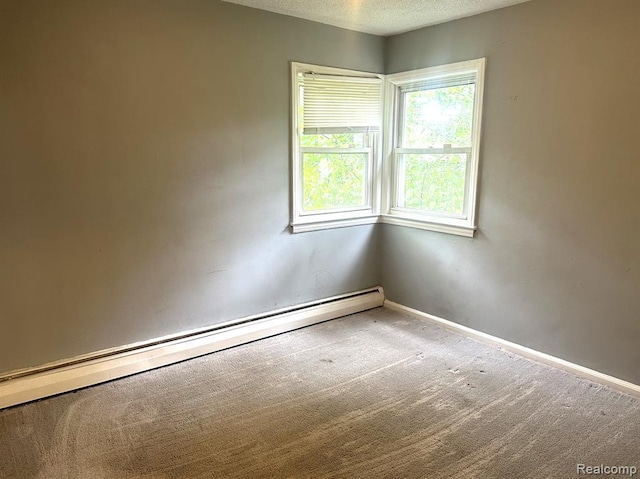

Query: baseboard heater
0,286,384,410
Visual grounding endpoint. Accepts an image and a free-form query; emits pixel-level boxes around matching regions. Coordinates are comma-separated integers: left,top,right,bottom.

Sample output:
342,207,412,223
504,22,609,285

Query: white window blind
399,72,477,93
302,73,382,134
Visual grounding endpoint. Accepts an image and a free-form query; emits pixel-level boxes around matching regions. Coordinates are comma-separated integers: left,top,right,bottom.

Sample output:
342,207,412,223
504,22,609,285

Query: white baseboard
4,290,637,410
384,300,640,399
0,287,384,410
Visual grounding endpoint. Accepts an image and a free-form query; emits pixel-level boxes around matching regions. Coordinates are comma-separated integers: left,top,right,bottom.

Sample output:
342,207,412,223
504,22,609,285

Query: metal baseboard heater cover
0,287,384,410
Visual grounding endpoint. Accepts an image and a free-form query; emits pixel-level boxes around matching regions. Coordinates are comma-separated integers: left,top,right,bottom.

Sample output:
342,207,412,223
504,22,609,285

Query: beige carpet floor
1,307,639,478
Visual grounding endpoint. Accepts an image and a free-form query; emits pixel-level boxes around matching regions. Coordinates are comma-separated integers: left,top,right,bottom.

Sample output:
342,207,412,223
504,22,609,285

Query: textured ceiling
220,0,532,36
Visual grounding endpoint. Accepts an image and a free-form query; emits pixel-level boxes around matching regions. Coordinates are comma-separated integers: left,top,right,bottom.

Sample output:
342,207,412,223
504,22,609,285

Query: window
290,63,383,233
382,59,485,237
290,59,485,237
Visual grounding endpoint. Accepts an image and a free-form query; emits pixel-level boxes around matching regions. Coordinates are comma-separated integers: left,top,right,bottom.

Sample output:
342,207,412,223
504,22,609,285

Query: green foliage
300,132,365,148
298,85,475,215
303,152,365,211
401,154,466,215
403,84,474,148
301,133,367,211
400,84,474,215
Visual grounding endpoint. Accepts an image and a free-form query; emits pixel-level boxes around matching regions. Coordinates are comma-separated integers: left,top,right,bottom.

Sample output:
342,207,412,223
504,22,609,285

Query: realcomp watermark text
577,464,637,476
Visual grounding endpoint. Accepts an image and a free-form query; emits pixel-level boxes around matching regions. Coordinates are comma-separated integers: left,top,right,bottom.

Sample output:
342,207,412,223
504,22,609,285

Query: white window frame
381,58,486,237
290,58,485,237
290,62,384,233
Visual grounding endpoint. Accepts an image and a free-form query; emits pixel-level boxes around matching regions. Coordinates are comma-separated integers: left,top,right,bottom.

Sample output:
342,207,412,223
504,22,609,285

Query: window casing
291,59,485,237
290,63,383,233
382,59,485,237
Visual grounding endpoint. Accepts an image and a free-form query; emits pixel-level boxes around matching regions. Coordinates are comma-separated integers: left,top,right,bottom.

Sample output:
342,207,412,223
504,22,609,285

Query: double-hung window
383,59,485,236
290,59,485,237
290,63,383,233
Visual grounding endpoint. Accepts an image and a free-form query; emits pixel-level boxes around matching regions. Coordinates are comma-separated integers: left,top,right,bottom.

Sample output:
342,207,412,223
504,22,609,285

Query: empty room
1,0,639,477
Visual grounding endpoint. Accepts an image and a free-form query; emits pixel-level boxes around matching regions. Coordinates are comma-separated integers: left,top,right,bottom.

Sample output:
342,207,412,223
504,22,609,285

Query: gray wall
2,0,638,387
382,0,640,384
0,0,383,373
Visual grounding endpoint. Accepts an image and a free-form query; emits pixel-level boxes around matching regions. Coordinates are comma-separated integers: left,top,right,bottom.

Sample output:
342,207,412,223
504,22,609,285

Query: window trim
290,59,486,237
290,62,384,233
381,58,486,237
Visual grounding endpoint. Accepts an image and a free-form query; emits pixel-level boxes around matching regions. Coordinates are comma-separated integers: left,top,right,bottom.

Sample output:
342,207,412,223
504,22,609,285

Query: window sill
290,213,476,237
290,215,378,233
379,214,476,237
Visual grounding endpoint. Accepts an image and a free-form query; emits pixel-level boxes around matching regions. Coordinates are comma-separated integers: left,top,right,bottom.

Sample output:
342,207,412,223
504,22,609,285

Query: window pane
303,153,367,211
401,84,475,148
300,133,366,148
398,153,467,215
